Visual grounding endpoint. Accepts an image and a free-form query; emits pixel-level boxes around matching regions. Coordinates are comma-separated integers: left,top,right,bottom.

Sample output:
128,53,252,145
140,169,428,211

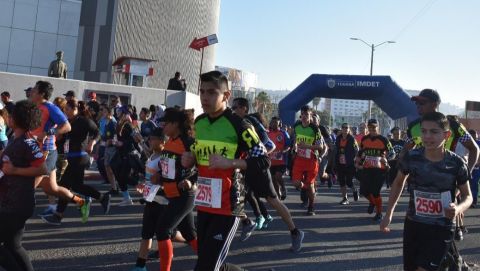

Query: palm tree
255,91,271,115
312,97,321,111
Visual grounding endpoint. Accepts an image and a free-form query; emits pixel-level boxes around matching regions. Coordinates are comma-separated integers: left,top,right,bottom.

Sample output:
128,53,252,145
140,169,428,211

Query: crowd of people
0,73,479,271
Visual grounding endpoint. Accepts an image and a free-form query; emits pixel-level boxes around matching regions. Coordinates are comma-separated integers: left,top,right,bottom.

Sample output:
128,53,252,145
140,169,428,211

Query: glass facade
0,0,81,78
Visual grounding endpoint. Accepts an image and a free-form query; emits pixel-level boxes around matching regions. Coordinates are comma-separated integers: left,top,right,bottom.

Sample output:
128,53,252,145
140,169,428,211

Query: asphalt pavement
25,178,480,271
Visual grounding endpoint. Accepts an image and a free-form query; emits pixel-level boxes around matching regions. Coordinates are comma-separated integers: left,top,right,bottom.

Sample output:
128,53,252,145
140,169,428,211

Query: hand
444,203,459,219
209,154,233,170
178,180,192,190
2,161,17,175
181,152,196,168
380,157,388,165
380,215,392,233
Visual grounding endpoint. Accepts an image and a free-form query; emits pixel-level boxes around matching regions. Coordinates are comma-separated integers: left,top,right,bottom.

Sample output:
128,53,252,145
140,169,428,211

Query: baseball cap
88,92,96,99
367,118,379,126
24,87,32,92
411,89,441,103
63,90,75,97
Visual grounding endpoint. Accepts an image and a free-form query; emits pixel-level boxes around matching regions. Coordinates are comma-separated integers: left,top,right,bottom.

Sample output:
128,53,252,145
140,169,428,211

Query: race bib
269,151,283,161
194,177,222,208
63,139,69,154
163,181,180,198
414,190,451,218
160,157,176,180
297,148,311,159
142,183,161,202
363,155,381,168
339,154,346,165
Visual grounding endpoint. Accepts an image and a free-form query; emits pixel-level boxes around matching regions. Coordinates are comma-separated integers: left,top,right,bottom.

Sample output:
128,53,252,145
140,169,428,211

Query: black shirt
65,115,99,157
0,134,44,217
167,78,186,91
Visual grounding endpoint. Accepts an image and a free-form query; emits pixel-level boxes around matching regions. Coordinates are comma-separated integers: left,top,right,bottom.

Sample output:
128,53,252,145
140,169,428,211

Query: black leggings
359,168,386,198
0,213,33,271
156,195,196,242
57,156,101,213
245,188,269,218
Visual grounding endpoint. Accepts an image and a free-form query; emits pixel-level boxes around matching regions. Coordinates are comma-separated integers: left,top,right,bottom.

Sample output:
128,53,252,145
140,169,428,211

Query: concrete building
1,0,220,92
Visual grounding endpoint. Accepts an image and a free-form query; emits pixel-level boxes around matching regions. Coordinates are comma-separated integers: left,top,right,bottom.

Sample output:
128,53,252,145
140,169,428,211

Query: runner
380,111,473,271
292,105,325,215
355,118,394,221
468,129,480,208
0,100,46,271
153,107,198,271
268,116,291,200
183,71,303,271
387,127,405,188
334,123,359,205
355,122,367,145
41,99,111,225
28,81,88,215
99,104,118,194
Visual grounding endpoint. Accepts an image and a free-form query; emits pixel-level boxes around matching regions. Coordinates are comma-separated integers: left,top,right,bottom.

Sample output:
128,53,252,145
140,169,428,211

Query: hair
200,71,229,91
1,91,10,98
300,105,312,113
12,100,42,131
53,97,67,112
140,107,149,115
163,107,194,137
78,100,92,119
249,112,267,128
35,80,54,100
390,126,401,133
341,123,349,127
421,111,449,131
233,97,249,113
468,129,477,137
99,103,112,115
149,104,156,113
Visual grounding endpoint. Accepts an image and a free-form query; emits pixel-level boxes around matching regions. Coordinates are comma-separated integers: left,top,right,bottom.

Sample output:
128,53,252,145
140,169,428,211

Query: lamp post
350,38,395,119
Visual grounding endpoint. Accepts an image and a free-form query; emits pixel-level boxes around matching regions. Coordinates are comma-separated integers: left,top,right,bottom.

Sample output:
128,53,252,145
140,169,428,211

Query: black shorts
141,202,167,240
270,165,287,175
359,168,385,197
336,165,355,188
246,169,277,199
403,218,454,271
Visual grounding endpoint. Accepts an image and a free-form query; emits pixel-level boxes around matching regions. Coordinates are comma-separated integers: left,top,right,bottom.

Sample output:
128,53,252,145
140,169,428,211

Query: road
25,178,480,271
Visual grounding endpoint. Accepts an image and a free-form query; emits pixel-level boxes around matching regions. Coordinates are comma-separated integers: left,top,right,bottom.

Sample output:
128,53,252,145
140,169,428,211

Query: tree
315,110,332,126
312,97,321,111
255,91,272,116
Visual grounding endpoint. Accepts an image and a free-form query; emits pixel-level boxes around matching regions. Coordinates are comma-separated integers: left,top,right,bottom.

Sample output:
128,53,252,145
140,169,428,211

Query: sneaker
147,249,159,259
100,193,111,215
373,213,383,222
307,207,315,216
118,198,134,206
367,203,375,214
262,215,274,229
290,230,304,252
130,266,147,271
38,205,56,217
339,198,349,205
240,221,256,242
255,216,265,230
80,197,92,223
353,190,359,202
41,214,62,226
455,227,464,241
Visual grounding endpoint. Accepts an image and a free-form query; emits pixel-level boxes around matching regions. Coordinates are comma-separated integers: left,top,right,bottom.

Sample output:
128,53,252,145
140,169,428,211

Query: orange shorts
292,158,319,185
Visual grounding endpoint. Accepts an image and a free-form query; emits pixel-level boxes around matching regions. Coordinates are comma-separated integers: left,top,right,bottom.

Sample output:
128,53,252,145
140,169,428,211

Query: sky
216,0,480,108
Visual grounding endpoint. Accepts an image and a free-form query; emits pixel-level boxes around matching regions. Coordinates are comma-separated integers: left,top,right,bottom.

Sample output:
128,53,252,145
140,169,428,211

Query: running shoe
41,214,62,226
100,193,111,215
307,207,315,216
130,266,147,271
255,216,265,230
290,230,305,252
353,190,359,202
240,221,256,242
339,198,349,205
118,198,134,206
367,203,375,214
80,197,92,223
38,205,56,217
373,213,383,222
262,215,274,229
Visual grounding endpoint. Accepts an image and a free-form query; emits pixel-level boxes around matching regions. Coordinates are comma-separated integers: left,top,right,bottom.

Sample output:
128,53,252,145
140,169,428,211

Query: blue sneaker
255,216,265,230
262,215,273,229
38,205,56,217
130,266,147,271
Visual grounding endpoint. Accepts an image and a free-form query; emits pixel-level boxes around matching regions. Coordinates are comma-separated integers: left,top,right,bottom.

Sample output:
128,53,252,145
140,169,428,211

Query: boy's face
421,120,450,150
199,81,230,116
300,110,311,125
149,137,166,152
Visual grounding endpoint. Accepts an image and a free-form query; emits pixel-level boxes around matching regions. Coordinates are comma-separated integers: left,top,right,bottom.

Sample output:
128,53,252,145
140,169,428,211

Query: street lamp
350,37,395,119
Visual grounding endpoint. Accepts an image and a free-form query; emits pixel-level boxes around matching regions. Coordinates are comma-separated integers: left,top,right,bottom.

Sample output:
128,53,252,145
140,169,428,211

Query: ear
223,90,231,103
444,130,452,140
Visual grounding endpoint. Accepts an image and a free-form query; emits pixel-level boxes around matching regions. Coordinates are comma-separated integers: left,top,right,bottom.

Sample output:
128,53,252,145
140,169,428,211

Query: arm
461,138,479,172
380,170,408,232
445,182,473,219
56,121,71,135
2,160,48,177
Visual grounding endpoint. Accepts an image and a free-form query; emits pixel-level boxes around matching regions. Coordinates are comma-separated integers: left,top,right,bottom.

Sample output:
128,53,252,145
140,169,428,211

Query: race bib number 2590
414,190,451,218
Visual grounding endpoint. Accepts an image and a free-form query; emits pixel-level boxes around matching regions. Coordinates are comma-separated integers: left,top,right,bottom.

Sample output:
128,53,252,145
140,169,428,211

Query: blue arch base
278,74,418,126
